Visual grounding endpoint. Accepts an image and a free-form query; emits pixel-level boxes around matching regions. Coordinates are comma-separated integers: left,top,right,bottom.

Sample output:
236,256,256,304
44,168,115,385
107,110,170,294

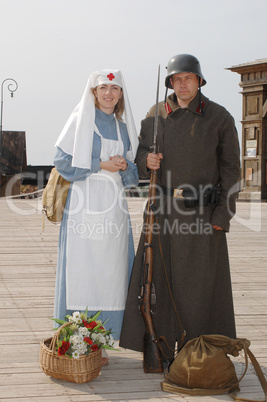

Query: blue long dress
53,109,139,338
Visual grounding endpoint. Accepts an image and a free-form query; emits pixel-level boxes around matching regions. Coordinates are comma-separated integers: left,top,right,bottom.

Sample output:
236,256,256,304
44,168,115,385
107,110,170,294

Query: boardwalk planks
0,198,266,401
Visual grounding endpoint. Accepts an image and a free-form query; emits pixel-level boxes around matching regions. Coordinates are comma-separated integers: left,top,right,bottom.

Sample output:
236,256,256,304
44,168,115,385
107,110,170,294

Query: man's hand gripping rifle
138,66,163,373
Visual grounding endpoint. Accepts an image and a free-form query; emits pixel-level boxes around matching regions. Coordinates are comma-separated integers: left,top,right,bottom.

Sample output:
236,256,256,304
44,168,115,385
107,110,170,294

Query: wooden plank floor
0,197,267,401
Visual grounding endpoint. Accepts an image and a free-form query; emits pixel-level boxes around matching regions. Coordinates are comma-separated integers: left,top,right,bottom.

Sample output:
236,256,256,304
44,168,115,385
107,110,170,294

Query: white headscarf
55,69,138,169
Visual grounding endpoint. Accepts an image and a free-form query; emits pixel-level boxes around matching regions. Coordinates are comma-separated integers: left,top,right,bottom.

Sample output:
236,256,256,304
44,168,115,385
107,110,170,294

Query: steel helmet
165,54,207,89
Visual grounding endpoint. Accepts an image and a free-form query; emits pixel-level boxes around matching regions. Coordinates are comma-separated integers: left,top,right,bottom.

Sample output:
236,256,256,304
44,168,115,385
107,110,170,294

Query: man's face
170,72,200,107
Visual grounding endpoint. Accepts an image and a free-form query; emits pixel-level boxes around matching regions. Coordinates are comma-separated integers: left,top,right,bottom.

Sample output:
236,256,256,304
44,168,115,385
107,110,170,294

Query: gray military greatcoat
119,92,240,356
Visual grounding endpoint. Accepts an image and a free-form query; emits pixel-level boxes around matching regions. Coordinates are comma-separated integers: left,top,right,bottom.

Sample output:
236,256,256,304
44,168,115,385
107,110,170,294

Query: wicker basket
40,322,102,383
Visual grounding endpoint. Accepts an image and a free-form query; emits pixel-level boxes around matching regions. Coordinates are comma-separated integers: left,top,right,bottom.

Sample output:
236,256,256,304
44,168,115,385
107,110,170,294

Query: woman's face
94,84,122,115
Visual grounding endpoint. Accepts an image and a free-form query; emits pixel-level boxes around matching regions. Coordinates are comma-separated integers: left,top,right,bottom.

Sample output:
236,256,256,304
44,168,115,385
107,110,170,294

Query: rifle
139,65,163,373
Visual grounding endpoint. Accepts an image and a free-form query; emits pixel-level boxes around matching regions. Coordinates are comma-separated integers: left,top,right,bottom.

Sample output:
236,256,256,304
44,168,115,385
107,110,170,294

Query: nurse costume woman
53,70,139,342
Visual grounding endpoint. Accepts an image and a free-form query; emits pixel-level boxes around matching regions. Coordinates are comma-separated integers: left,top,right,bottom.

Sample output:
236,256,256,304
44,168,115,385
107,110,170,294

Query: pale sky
1,0,266,166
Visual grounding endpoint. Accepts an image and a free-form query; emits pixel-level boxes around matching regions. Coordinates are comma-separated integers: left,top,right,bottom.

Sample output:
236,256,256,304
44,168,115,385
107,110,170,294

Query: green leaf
101,345,119,351
50,318,68,325
66,328,74,336
94,322,103,331
90,311,102,321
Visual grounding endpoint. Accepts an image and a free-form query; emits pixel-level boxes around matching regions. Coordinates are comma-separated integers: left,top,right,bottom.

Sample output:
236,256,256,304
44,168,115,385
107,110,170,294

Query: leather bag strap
230,346,267,402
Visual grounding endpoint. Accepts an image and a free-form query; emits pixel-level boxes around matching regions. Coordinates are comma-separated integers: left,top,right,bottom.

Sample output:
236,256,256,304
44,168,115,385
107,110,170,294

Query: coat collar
165,92,209,116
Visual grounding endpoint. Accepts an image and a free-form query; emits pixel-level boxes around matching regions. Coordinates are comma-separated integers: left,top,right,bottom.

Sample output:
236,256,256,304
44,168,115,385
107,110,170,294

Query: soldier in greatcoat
119,54,240,364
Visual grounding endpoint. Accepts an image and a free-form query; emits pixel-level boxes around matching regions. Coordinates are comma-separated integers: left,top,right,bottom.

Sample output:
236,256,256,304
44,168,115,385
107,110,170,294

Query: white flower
106,334,115,347
91,333,102,344
98,335,106,344
70,334,81,344
69,334,85,352
78,327,89,337
72,351,80,359
109,339,115,347
76,343,87,354
69,312,82,324
91,333,98,341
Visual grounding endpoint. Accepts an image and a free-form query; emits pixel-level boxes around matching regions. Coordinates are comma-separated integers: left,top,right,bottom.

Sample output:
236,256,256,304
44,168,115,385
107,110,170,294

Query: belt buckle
173,188,184,199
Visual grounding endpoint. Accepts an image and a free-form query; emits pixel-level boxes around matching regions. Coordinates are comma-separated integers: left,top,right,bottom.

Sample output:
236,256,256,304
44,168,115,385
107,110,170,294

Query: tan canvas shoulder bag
42,167,70,226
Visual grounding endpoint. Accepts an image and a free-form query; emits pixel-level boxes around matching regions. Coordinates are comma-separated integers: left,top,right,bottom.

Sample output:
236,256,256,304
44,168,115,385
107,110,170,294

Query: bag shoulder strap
161,377,240,396
230,346,267,402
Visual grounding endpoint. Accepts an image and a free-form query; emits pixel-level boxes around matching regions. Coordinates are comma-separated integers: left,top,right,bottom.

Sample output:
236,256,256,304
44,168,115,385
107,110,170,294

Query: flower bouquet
40,310,116,383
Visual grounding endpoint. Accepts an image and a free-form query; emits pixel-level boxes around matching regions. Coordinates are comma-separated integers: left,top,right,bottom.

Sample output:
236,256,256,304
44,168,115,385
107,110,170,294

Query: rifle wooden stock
140,169,163,373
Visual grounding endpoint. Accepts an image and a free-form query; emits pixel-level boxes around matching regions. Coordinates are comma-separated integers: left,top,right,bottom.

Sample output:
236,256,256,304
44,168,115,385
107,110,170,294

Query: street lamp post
0,78,19,161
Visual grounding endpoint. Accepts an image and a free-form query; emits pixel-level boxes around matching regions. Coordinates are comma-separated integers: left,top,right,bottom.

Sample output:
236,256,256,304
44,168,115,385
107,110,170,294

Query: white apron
65,119,129,311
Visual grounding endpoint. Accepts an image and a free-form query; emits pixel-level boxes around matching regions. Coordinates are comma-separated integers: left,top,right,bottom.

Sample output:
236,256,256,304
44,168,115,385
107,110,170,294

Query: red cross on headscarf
107,73,115,81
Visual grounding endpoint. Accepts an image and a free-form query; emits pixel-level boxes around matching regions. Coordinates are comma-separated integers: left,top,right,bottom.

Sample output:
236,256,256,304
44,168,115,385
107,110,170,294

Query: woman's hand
100,155,127,172
146,152,163,170
110,155,128,171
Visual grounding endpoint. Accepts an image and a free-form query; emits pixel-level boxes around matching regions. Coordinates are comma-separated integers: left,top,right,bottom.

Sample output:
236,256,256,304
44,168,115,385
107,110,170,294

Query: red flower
58,341,70,356
83,320,97,330
91,344,99,351
88,321,98,329
58,347,65,356
82,320,90,328
84,337,93,345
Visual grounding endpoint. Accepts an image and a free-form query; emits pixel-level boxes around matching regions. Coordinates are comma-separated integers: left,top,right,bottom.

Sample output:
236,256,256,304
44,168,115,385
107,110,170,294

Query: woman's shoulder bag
42,167,70,226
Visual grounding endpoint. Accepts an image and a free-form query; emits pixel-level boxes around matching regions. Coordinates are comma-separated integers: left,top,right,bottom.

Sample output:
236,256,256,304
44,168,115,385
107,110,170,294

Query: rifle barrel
139,65,163,373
